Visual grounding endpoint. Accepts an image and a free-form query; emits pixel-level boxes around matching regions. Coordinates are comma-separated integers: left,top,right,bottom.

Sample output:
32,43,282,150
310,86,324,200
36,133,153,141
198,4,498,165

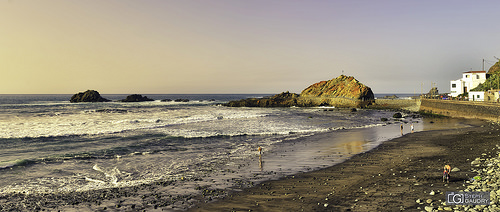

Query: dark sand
190,118,498,212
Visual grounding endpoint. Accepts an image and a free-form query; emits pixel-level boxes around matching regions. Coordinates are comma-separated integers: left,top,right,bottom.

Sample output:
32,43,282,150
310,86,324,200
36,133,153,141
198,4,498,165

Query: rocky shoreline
420,140,500,212
0,173,255,211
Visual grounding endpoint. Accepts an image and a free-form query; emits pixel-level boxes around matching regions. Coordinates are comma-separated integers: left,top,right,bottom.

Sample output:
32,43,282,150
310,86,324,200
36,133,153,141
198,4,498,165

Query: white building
468,91,485,101
450,71,487,97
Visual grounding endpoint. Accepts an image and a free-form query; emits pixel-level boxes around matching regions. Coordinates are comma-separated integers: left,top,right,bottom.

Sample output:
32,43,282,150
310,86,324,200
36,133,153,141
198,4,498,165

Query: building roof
464,71,486,73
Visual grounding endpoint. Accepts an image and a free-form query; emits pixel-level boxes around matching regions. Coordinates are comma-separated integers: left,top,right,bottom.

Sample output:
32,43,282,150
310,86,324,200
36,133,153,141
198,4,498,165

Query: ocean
0,94,425,210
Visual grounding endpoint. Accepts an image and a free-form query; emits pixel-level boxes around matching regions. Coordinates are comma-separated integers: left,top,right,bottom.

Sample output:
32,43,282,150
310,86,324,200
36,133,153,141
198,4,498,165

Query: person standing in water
411,122,414,133
258,146,263,171
400,123,404,135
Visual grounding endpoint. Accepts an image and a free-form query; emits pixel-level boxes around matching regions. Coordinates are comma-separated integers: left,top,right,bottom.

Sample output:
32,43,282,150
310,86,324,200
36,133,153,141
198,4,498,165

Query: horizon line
0,92,419,95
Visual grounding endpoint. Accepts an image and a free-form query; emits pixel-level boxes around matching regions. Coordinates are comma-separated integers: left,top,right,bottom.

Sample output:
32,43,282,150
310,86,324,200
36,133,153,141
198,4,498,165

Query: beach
190,118,496,212
0,95,428,211
1,95,497,211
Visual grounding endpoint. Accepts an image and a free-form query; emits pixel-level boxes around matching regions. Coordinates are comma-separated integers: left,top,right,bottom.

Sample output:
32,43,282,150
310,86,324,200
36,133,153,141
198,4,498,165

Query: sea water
0,94,428,209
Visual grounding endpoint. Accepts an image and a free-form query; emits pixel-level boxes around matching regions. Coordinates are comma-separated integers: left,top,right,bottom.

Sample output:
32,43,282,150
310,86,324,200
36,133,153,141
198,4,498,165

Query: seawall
419,99,500,121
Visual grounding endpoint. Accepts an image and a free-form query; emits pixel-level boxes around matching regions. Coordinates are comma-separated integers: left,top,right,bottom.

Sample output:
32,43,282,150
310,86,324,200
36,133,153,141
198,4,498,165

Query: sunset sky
1,0,500,94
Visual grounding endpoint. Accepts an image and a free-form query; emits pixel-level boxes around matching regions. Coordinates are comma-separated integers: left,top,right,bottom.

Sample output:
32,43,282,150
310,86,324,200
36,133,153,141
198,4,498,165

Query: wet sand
190,118,496,212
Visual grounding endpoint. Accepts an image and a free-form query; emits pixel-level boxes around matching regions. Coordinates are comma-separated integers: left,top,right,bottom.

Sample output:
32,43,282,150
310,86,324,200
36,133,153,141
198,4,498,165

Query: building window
466,75,470,78
477,75,480,79
452,84,456,88
477,95,480,98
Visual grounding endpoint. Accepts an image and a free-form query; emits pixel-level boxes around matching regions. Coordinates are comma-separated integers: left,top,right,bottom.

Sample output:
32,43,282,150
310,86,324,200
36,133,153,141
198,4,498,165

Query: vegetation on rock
472,60,500,91
471,74,500,91
488,60,500,75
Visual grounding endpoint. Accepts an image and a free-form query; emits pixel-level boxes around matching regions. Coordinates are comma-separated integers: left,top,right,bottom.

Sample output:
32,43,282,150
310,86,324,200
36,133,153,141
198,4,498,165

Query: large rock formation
301,75,374,100
299,75,374,107
70,90,110,103
121,94,155,102
225,75,374,108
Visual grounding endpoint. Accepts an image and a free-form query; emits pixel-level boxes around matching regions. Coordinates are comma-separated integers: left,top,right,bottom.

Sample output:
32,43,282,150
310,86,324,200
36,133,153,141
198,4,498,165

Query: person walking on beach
400,123,404,135
258,146,264,171
410,123,414,133
443,164,451,183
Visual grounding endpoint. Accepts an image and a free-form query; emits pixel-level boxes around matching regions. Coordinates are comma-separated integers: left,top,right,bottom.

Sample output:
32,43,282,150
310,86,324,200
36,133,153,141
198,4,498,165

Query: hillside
472,61,500,91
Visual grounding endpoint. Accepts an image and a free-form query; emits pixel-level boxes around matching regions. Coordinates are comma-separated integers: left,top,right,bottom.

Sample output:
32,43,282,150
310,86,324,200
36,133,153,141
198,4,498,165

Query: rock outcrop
299,75,374,107
224,92,300,107
121,94,154,102
225,75,374,108
301,75,374,100
70,90,110,103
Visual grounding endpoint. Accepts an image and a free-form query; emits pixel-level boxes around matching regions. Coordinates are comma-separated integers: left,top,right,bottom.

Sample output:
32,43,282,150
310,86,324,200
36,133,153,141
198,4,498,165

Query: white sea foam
0,100,409,200
2,103,378,139
0,105,273,139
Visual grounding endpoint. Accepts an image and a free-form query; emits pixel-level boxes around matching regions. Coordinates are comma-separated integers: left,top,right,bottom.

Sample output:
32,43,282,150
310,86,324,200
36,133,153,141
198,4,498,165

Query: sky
1,0,500,94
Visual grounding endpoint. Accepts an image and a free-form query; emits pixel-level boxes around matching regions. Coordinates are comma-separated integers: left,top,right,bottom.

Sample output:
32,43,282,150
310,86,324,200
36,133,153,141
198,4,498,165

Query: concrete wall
420,99,500,121
372,99,421,112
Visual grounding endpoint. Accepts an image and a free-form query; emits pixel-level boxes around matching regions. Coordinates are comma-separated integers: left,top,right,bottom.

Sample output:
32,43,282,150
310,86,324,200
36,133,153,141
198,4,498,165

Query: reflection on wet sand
320,130,371,157
252,117,474,178
339,140,365,155
421,118,475,131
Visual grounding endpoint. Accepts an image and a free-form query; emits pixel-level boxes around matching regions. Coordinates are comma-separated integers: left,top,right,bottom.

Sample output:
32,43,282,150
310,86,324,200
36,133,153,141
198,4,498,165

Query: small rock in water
426,199,433,204
416,199,421,203
393,112,402,118
451,167,460,172
429,190,435,195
